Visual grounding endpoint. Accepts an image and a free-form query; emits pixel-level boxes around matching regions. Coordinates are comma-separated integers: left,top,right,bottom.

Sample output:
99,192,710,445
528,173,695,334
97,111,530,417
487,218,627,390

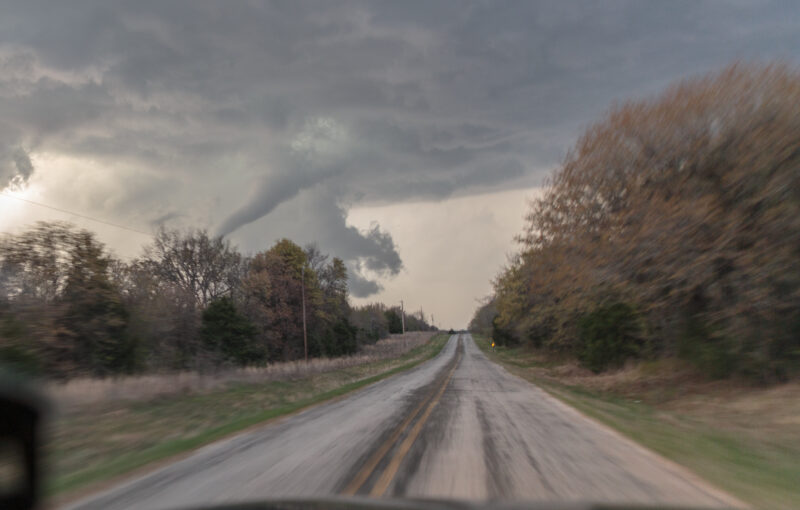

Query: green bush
384,310,403,334
578,303,642,373
677,314,729,378
522,314,554,349
313,318,358,358
766,313,800,381
0,346,42,376
0,310,41,376
201,297,261,365
491,315,518,346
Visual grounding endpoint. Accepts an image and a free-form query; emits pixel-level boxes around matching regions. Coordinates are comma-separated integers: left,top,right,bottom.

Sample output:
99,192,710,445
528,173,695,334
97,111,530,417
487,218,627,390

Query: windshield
1,2,799,510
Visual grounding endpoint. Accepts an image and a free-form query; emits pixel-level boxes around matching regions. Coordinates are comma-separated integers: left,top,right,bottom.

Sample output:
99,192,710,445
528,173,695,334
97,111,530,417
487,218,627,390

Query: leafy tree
58,231,136,376
468,298,496,337
351,303,390,344
0,301,40,375
384,309,403,334
201,297,260,364
0,222,77,374
489,62,800,380
0,223,137,376
0,222,430,377
242,239,316,361
112,258,202,370
578,303,641,373
404,309,435,332
135,228,247,368
311,255,357,356
0,221,75,302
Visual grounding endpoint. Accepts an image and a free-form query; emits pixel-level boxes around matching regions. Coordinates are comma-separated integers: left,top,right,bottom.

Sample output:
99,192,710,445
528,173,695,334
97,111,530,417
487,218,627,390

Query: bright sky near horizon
1,1,799,327
347,186,541,328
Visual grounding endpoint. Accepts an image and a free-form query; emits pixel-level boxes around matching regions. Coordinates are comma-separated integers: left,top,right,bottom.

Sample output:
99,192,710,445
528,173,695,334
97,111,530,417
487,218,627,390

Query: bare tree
0,221,77,303
144,228,243,309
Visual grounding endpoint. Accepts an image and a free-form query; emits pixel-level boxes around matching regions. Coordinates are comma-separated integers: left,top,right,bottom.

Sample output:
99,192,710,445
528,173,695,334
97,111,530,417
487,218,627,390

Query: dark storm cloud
0,146,34,189
2,0,800,293
348,273,382,299
229,184,402,297
303,189,404,297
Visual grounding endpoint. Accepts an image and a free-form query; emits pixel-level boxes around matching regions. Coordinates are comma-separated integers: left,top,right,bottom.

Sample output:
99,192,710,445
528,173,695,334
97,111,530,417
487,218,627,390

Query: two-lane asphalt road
65,334,740,509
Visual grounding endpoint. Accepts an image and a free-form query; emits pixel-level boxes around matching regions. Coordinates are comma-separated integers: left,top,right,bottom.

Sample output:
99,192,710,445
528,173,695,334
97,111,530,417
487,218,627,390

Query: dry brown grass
554,359,703,398
661,380,800,444
48,332,433,410
502,345,800,445
568,360,800,443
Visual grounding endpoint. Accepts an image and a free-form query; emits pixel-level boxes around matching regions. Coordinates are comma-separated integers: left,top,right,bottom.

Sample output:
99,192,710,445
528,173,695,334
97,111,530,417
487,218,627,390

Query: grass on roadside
472,334,800,510
48,333,450,501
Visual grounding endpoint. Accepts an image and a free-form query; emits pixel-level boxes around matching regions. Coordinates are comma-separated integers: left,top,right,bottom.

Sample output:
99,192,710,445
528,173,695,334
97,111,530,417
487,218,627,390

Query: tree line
471,63,800,382
0,223,434,378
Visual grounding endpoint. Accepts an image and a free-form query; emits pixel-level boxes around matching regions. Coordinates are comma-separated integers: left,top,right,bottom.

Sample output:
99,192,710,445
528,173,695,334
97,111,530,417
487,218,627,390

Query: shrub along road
63,334,741,509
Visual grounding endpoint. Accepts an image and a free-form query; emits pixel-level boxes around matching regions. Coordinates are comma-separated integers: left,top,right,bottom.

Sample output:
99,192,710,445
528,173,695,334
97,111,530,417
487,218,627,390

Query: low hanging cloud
348,270,383,298
230,184,403,296
0,146,34,190
324,213,404,297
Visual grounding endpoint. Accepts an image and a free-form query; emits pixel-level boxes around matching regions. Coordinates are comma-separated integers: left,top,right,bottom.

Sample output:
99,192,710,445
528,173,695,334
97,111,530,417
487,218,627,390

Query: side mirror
0,372,44,510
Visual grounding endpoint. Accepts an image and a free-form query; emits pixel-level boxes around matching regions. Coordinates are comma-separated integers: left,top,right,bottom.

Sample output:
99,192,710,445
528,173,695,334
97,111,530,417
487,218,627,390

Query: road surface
64,334,739,509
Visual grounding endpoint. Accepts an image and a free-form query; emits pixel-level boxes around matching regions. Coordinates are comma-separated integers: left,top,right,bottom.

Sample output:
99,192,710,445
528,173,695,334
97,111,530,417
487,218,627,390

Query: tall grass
48,332,434,409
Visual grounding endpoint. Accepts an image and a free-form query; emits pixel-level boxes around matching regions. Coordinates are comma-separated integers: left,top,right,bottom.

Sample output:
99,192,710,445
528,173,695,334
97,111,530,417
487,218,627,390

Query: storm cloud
1,1,799,295
0,146,34,190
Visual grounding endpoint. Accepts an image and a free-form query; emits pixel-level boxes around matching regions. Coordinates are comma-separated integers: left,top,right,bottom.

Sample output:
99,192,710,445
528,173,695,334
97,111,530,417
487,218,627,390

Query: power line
0,191,153,237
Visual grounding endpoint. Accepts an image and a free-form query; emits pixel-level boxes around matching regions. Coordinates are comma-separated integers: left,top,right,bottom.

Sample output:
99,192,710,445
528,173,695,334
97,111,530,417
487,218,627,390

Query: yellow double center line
342,341,462,497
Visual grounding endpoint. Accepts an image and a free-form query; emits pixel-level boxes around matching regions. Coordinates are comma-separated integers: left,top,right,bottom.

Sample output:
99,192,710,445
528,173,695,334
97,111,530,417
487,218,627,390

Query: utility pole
400,299,405,334
301,266,308,362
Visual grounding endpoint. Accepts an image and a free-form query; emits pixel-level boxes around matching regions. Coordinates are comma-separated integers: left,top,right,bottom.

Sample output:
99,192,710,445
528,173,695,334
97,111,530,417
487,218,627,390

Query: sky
1,1,799,328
